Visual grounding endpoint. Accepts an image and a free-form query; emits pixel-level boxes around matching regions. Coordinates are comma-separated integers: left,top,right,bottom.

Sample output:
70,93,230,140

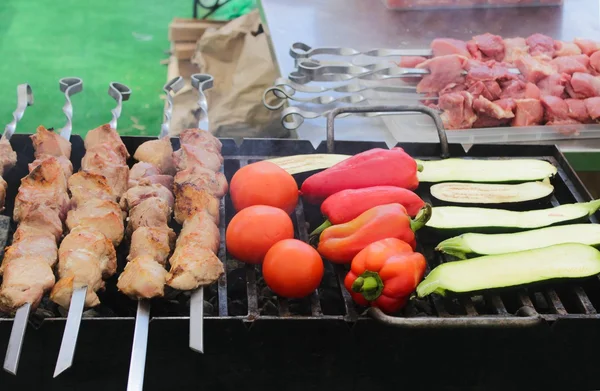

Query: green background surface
0,0,254,137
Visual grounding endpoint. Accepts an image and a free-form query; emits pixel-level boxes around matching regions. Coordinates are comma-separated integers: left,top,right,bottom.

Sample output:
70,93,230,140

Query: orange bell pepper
344,238,427,314
316,203,431,264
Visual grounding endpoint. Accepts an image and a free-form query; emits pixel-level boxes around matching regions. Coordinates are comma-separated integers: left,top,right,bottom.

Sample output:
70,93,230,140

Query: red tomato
226,205,294,264
262,239,324,298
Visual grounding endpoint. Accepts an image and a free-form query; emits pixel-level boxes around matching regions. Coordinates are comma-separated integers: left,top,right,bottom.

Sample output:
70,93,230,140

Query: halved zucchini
436,223,600,259
424,200,600,237
417,158,557,183
430,180,554,208
265,154,350,175
417,243,600,297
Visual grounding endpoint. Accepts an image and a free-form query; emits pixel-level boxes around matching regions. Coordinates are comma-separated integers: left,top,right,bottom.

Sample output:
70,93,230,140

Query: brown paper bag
185,10,287,140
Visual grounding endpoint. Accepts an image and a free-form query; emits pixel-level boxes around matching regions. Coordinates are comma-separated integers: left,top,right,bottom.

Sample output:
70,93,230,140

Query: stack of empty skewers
266,33,600,131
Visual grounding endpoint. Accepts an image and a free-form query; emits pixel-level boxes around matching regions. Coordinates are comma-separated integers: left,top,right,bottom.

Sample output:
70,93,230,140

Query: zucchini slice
436,223,600,259
417,243,600,297
425,200,600,237
265,154,350,175
430,181,554,207
417,158,557,183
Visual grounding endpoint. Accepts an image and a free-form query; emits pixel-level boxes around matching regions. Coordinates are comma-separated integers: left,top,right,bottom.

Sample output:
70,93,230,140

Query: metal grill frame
0,130,599,331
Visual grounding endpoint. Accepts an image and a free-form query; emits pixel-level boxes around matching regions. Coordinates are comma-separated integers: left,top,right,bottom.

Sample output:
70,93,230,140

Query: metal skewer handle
109,82,132,130
3,83,34,141
160,76,185,139
189,72,215,354
290,42,433,60
191,73,214,131
59,77,83,140
263,85,425,111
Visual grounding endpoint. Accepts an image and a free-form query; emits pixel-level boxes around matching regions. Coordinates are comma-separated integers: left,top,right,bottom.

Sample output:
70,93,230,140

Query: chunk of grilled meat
81,143,129,197
68,171,116,208
12,204,64,242
166,242,224,290
0,136,17,174
128,226,175,266
50,226,117,309
126,197,171,235
13,158,70,223
29,154,73,179
84,124,129,160
179,128,222,154
30,126,71,159
66,198,125,246
174,165,228,198
0,176,6,212
0,256,55,313
117,254,169,299
176,212,220,254
173,144,223,172
132,136,176,176
173,182,219,225
1,231,58,273
120,183,174,211
128,162,173,190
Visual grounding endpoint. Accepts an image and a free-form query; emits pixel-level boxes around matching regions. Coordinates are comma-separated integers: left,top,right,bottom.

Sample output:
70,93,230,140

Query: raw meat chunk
554,41,582,57
472,33,505,61
540,96,569,123
512,99,544,126
416,55,469,94
526,33,555,58
398,56,427,68
567,73,600,98
586,97,600,120
550,55,590,74
467,81,502,101
500,80,527,99
439,92,478,130
590,51,600,74
472,96,515,119
565,99,590,122
537,73,571,97
515,54,555,83
503,38,529,63
574,38,600,56
431,38,470,58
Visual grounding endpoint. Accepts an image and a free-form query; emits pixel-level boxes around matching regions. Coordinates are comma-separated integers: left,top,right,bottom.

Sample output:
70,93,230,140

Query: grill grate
1,135,600,327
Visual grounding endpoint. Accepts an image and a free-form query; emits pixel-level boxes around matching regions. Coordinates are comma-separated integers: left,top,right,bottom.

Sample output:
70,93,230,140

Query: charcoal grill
2,104,600,390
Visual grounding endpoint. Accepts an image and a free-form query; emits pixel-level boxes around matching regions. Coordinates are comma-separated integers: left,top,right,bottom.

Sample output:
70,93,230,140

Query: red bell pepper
310,186,425,236
344,238,427,314
300,147,422,204
316,203,431,264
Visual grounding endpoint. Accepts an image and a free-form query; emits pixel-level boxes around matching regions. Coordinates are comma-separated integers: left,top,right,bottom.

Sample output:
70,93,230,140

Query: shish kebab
119,77,184,391
52,82,132,377
0,84,34,213
1,77,83,375
120,74,227,391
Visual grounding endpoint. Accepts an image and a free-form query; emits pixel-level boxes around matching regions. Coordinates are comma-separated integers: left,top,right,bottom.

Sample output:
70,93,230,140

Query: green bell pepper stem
310,219,332,237
410,203,432,232
351,270,384,301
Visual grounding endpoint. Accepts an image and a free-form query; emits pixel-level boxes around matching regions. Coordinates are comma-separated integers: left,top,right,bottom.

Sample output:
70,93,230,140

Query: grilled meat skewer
50,124,128,309
0,128,73,313
167,127,225,291
117,136,176,299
